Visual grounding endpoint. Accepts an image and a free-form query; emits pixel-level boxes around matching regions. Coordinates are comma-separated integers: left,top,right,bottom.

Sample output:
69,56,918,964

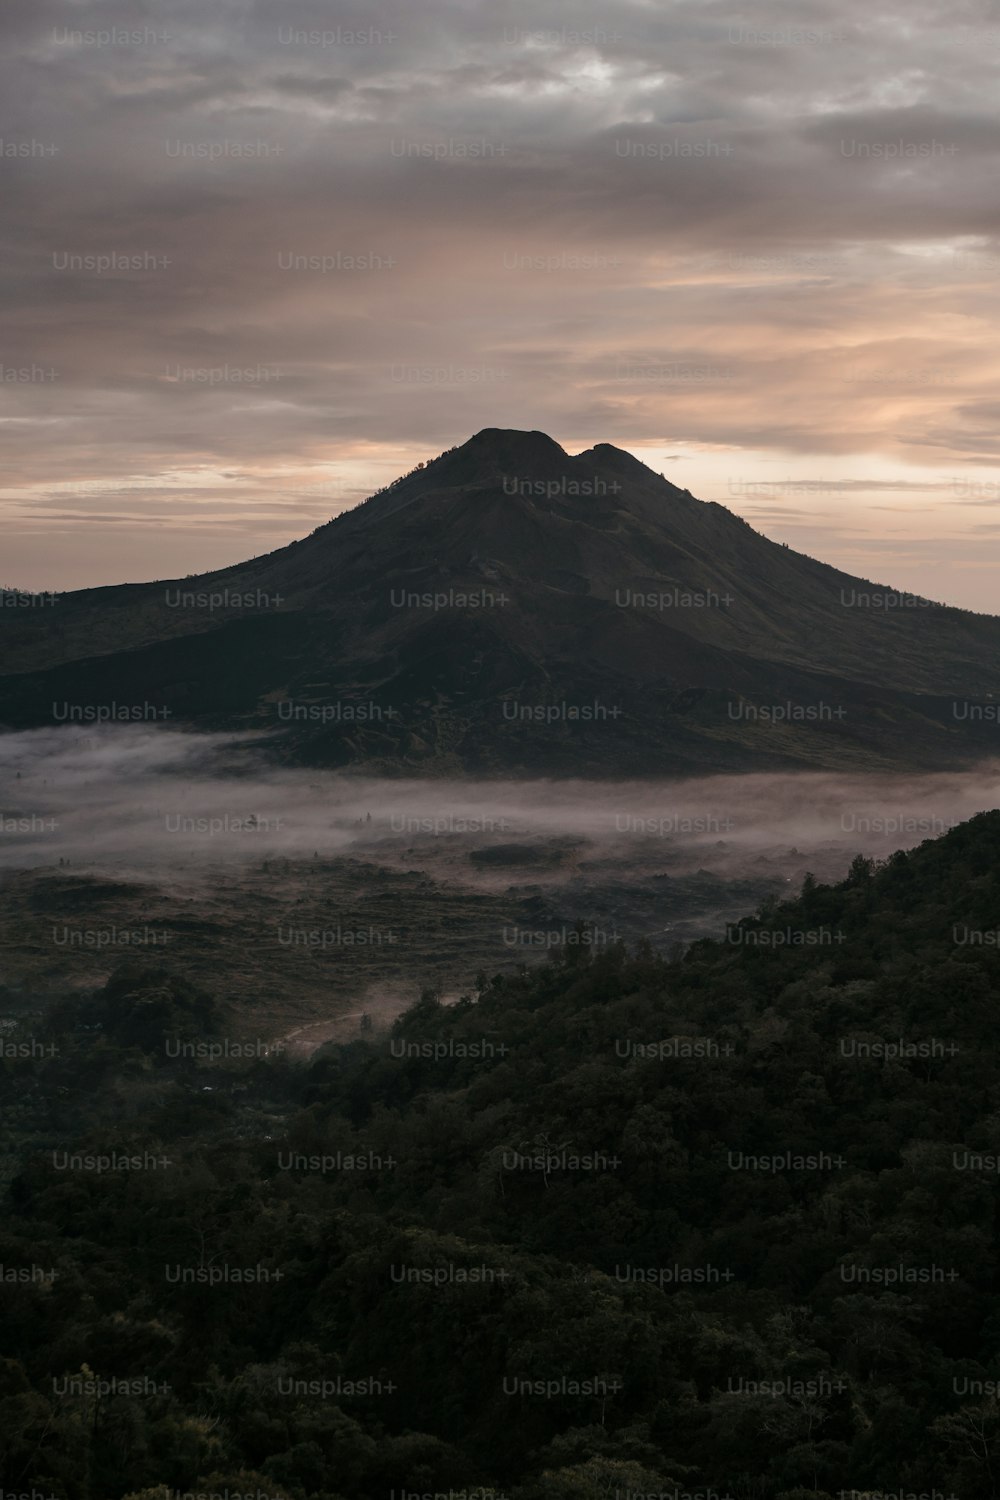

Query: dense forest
4,813,1000,1498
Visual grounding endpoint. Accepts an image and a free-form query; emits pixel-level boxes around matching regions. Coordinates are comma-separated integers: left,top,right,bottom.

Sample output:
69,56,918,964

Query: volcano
2,428,999,775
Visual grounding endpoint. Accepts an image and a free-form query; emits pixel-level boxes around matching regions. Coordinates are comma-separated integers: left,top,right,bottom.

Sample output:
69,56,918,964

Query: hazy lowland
4,793,1000,1498
2,724,997,1050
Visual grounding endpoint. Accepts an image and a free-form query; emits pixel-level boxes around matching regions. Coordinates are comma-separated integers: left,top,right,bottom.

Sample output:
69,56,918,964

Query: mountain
2,427,1000,774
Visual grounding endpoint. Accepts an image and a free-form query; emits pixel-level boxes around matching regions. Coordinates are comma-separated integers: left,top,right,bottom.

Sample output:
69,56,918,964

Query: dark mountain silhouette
2,428,999,774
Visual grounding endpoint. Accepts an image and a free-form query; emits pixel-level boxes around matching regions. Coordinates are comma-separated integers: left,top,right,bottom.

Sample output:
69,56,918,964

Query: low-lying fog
2,727,997,1034
2,726,997,880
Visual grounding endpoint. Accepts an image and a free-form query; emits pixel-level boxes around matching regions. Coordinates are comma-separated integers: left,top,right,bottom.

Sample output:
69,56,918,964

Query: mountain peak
407,427,576,495
574,441,670,483
468,426,565,450
580,440,638,463
464,428,569,467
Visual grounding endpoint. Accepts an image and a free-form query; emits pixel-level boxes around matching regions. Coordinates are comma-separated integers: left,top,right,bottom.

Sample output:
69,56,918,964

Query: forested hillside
4,813,1000,1498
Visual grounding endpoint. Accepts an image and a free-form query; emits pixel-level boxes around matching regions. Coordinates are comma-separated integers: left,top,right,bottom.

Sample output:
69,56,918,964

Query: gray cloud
2,0,999,602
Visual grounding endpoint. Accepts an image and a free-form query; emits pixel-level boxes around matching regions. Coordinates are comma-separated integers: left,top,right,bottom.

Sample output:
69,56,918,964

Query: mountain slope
2,428,999,774
7,813,1000,1496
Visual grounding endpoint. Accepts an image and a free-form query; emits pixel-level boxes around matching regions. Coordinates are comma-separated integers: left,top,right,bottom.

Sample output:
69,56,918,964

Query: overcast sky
4,0,1000,608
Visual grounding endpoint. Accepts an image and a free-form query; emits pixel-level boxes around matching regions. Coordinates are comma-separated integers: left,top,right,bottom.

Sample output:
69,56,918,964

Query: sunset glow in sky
4,0,1000,610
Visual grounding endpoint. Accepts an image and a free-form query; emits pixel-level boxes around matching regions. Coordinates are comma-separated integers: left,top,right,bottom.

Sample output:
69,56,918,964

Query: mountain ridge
2,428,999,775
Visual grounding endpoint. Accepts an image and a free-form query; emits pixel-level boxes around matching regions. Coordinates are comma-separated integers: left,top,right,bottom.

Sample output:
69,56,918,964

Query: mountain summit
2,430,999,775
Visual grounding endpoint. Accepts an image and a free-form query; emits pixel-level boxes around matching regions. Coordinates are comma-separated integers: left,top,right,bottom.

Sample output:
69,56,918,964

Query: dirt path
279,1011,370,1058
276,986,463,1058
